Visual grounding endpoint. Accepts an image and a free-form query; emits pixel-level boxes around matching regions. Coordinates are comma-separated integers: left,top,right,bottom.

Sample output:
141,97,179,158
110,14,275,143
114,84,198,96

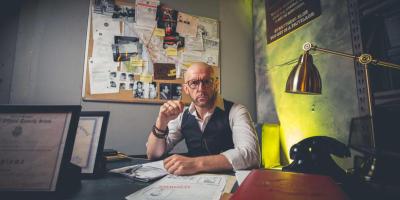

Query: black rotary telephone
282,136,351,182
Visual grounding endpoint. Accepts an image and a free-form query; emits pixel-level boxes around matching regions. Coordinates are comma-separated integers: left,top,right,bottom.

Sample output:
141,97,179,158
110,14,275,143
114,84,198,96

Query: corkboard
82,0,219,105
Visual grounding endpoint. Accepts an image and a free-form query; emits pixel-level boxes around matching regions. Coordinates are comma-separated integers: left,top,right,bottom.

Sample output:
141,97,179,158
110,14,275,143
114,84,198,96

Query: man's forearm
146,132,167,160
195,154,233,173
163,154,233,175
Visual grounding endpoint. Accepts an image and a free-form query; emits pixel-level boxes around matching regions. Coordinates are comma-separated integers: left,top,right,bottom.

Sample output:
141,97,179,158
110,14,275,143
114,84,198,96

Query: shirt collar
188,94,225,117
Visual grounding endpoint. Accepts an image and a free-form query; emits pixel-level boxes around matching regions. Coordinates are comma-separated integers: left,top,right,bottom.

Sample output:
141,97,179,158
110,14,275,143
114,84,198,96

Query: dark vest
181,99,234,157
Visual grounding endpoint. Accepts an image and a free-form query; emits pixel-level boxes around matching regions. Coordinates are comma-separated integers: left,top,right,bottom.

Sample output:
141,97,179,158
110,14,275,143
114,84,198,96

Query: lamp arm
303,42,400,70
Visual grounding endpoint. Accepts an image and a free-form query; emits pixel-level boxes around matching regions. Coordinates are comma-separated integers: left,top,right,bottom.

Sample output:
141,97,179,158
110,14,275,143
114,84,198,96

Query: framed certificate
71,111,110,177
0,105,81,192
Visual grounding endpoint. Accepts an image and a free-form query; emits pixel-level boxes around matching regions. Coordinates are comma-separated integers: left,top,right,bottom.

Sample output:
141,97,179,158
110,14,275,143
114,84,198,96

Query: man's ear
213,78,220,93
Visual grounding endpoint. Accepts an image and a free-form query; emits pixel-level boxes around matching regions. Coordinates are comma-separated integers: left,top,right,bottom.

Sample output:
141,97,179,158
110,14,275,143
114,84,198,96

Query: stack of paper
109,160,168,182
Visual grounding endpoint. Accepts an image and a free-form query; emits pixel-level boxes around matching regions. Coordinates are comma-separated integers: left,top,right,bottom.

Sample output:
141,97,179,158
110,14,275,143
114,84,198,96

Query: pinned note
154,28,166,37
166,47,178,56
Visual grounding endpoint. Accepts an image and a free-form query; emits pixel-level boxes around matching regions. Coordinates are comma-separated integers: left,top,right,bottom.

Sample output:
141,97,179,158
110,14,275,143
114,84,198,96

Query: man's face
184,65,217,109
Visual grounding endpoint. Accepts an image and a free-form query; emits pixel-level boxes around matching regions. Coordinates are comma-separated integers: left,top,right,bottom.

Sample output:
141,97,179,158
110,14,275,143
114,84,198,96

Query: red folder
230,169,348,200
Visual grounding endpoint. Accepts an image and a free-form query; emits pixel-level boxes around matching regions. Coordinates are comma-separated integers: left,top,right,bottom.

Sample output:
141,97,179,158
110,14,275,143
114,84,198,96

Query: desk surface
64,158,152,200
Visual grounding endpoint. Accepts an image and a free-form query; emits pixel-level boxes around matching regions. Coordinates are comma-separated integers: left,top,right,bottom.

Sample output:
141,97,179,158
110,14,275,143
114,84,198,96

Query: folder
230,169,348,200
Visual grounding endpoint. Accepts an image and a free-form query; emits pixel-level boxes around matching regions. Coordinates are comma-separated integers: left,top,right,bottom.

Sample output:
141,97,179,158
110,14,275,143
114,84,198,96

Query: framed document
0,105,81,193
71,111,110,177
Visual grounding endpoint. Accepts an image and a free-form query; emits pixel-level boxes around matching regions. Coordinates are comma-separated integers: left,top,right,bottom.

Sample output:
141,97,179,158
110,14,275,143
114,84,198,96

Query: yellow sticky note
140,74,153,83
167,69,176,77
131,59,143,67
166,47,178,56
154,28,165,37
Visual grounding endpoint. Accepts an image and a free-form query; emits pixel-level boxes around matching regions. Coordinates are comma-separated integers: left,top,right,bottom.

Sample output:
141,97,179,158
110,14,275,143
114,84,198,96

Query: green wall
255,0,360,168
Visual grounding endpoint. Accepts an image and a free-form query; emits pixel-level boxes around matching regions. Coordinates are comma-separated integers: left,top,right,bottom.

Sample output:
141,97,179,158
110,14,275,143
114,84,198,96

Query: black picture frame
0,105,81,195
71,111,110,178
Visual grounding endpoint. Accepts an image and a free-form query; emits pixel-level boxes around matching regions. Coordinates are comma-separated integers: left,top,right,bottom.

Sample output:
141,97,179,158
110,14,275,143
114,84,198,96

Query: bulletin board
82,0,220,104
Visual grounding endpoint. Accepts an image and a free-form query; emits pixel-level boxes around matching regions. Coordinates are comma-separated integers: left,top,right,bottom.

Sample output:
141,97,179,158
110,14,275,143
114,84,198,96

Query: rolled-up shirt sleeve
221,104,260,170
165,114,184,153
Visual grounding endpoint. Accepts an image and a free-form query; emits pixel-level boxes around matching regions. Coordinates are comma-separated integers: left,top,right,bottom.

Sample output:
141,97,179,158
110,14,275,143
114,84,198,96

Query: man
147,62,260,175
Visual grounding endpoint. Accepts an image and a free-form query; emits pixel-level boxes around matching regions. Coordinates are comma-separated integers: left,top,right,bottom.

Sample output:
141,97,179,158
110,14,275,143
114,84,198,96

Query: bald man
146,62,260,175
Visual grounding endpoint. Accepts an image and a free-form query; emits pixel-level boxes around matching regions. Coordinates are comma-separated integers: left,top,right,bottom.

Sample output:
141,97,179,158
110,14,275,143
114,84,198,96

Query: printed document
125,174,229,200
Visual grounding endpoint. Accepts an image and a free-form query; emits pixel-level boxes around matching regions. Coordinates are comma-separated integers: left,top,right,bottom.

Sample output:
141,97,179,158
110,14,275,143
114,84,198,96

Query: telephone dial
282,136,351,181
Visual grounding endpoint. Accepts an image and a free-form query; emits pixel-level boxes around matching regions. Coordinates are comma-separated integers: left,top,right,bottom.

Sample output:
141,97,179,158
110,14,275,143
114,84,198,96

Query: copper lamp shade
285,51,322,94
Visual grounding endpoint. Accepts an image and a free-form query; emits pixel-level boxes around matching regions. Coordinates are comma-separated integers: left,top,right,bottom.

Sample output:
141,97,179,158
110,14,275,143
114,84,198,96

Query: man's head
183,62,218,109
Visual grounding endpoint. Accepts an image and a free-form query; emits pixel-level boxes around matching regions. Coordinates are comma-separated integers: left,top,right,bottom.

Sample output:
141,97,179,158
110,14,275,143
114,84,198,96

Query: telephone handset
282,136,350,182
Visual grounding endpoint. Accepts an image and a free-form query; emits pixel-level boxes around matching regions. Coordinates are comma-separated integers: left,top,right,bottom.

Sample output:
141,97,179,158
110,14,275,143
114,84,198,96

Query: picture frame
0,105,81,194
71,111,110,178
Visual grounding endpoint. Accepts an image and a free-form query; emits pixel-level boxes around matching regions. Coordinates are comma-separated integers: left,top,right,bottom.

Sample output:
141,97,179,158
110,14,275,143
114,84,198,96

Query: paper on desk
235,170,251,186
109,160,168,182
125,174,229,200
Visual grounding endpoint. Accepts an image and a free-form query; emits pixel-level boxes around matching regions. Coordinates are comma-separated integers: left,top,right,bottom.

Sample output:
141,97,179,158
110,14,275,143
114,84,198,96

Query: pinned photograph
171,84,182,100
163,35,185,49
109,71,117,79
119,82,126,90
120,72,127,81
148,82,158,99
109,81,117,88
154,63,176,80
93,0,115,15
156,5,178,36
134,81,145,98
113,36,142,62
129,82,134,90
159,83,171,100
128,73,134,81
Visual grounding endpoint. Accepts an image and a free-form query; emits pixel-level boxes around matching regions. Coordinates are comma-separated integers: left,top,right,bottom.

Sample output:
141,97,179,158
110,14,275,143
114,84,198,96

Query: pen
126,164,142,174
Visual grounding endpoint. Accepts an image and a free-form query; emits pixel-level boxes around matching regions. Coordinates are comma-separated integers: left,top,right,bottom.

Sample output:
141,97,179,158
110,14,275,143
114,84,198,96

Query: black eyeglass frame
184,78,215,89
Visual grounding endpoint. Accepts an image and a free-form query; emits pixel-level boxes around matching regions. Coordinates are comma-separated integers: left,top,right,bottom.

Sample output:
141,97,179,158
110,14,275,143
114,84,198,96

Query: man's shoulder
222,99,247,110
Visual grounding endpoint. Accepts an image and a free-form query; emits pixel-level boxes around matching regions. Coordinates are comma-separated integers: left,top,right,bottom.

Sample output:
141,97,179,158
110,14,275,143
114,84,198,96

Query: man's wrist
152,124,169,139
155,117,168,130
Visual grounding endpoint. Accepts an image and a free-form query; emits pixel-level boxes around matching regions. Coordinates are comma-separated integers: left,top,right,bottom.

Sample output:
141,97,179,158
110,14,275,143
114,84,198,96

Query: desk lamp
285,42,400,180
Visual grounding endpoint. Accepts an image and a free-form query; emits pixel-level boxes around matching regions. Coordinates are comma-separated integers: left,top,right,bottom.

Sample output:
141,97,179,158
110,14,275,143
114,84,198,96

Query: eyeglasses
185,78,214,89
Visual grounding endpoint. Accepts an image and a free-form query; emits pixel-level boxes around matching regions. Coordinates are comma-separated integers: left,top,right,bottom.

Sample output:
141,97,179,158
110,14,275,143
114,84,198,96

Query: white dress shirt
165,96,260,170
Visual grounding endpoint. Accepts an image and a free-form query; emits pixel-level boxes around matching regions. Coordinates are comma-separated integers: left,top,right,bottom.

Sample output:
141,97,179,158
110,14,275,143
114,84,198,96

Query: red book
230,169,348,200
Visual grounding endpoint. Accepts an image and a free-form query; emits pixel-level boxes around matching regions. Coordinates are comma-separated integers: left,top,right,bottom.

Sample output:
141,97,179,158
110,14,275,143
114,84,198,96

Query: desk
62,160,400,200
64,158,152,200
3,158,236,200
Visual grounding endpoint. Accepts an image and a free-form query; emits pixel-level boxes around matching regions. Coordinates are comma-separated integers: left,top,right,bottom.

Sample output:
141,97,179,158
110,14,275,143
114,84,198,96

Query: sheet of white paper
185,35,204,51
235,170,251,186
176,12,198,37
181,50,203,66
125,174,227,200
92,13,120,42
124,22,139,37
197,16,219,41
202,49,219,66
135,0,158,27
89,58,120,94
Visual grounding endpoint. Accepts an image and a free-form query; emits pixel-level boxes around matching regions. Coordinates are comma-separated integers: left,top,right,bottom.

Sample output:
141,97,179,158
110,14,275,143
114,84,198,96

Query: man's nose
197,81,206,90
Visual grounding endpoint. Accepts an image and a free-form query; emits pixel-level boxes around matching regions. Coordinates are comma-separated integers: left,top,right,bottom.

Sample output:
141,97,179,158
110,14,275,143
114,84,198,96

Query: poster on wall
265,0,321,44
